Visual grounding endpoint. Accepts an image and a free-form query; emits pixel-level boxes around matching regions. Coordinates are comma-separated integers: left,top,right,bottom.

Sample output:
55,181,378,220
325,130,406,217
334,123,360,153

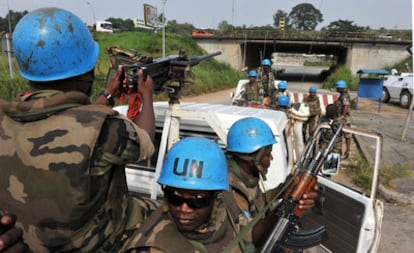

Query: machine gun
259,120,344,253
105,46,221,102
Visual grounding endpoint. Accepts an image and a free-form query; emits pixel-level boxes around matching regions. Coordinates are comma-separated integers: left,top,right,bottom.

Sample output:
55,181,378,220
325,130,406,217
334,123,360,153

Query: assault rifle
105,46,221,102
259,120,344,253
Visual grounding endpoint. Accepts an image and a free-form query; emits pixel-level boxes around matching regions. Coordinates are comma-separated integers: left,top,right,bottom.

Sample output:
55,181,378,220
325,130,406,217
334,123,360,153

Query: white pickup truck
381,70,413,108
114,101,384,253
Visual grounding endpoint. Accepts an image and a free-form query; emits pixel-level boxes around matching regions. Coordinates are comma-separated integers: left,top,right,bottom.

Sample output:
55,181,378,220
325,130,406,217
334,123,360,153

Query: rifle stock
259,121,344,253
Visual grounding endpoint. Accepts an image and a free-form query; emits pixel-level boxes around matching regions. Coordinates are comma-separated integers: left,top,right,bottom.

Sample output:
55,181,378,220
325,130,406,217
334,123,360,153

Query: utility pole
6,0,14,78
86,1,96,26
162,0,167,57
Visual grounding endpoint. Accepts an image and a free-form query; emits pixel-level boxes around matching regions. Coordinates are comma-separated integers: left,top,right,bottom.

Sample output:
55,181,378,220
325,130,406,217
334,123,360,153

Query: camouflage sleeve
91,117,155,173
342,94,351,106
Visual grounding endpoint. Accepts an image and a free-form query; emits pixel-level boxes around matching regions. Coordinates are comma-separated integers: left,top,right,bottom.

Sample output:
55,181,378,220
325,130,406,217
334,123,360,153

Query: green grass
0,31,243,101
345,155,411,191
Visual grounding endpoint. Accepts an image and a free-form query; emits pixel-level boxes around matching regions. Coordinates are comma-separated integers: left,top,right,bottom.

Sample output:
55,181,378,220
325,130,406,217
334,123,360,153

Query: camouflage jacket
0,90,154,252
121,198,248,253
241,81,264,106
334,91,351,117
260,70,275,97
226,158,268,220
302,94,321,116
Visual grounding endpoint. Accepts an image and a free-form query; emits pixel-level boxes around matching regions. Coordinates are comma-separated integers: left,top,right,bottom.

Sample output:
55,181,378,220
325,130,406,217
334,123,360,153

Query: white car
114,101,384,252
381,70,413,108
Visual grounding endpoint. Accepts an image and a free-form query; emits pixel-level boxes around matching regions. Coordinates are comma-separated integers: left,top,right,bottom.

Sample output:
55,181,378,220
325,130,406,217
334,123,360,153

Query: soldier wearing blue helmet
333,80,352,158
302,86,322,141
233,70,265,107
260,58,275,98
122,137,254,252
270,80,290,109
225,117,318,249
1,7,155,252
276,95,291,113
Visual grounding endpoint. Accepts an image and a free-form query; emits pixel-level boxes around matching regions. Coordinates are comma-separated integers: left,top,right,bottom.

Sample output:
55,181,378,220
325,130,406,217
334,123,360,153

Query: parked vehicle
191,30,214,37
114,99,384,252
93,21,113,33
381,69,413,108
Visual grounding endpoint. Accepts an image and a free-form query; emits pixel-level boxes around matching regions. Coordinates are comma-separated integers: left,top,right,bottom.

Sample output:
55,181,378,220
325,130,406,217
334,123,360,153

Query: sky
1,0,413,30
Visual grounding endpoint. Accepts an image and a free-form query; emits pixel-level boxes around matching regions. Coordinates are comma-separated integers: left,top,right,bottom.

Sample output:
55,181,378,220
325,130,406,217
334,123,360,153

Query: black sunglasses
164,189,214,209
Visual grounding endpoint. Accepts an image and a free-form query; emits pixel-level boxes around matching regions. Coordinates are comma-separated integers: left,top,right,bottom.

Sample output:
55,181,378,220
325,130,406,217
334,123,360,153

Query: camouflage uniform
121,197,251,253
302,94,322,140
226,158,269,218
0,90,154,252
241,81,264,107
334,90,352,139
318,104,351,155
260,69,275,97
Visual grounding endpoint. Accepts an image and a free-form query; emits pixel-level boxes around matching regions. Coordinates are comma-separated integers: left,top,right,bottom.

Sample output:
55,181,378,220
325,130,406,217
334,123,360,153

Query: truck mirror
321,153,340,175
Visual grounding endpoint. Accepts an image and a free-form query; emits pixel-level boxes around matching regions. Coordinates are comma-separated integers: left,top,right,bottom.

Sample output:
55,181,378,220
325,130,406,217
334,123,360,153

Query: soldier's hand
0,214,32,253
105,66,124,98
297,185,319,213
136,69,153,98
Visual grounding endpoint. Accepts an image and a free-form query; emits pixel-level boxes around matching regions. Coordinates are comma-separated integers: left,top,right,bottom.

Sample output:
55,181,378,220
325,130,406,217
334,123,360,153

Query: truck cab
114,100,384,253
94,21,113,33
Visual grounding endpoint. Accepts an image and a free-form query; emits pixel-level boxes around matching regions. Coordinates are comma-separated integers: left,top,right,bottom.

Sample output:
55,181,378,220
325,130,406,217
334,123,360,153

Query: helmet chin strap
254,148,268,181
234,148,268,181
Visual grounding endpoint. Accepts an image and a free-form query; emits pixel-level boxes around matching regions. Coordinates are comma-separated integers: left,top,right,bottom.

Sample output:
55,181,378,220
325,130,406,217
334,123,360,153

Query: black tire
381,88,390,103
399,90,412,108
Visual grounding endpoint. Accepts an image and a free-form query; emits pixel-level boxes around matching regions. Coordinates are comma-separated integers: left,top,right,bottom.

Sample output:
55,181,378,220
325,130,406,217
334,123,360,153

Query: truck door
299,127,384,253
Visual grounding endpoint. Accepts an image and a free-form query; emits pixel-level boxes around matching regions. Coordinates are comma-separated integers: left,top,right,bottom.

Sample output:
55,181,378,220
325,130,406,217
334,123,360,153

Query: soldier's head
248,70,258,83
227,117,276,180
335,80,347,92
262,59,272,71
326,104,340,119
13,8,99,96
309,86,317,95
277,95,290,108
158,137,228,232
278,81,288,92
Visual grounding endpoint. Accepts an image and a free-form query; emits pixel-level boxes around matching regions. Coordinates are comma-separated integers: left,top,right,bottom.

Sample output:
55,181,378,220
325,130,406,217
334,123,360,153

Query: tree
323,19,368,32
165,19,194,35
0,10,28,32
272,10,289,29
217,20,233,32
288,3,323,30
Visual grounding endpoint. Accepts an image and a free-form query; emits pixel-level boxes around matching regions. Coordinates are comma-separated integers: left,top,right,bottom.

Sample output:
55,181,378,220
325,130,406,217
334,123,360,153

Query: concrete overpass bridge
194,31,412,75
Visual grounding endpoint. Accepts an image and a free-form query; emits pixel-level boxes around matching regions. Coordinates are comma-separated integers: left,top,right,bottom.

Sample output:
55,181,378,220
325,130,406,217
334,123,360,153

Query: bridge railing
196,29,411,42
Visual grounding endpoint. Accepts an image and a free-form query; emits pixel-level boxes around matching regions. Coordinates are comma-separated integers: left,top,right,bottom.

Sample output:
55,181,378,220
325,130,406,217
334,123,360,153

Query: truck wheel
381,88,390,103
400,90,412,108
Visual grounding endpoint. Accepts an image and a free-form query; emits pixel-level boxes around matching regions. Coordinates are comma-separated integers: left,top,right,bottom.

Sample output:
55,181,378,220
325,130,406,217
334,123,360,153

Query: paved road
181,86,414,253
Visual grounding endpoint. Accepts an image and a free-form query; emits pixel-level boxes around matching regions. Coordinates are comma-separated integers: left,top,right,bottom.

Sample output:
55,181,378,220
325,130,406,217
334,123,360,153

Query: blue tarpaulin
356,69,389,112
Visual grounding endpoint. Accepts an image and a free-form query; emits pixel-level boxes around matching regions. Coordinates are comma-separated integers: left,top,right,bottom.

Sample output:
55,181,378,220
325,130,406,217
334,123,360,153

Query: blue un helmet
309,86,317,93
227,117,276,154
248,70,258,77
158,137,229,191
277,95,290,107
335,80,347,89
13,8,99,81
262,59,271,66
278,81,288,90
